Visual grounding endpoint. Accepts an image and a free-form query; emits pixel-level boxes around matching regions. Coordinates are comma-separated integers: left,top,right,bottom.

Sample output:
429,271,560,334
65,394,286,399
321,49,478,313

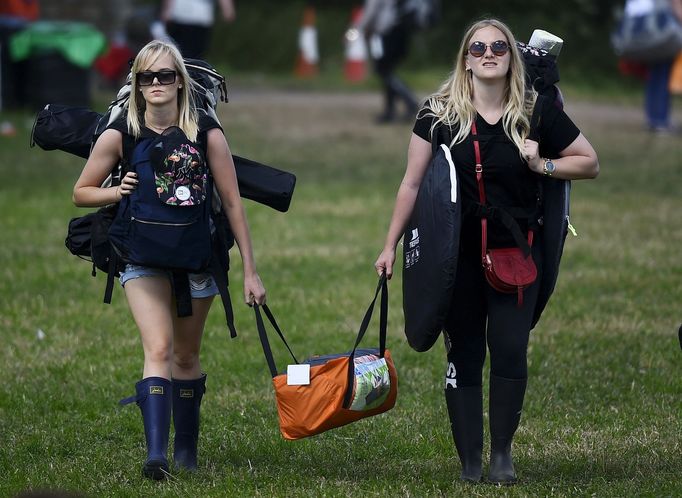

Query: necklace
146,122,172,133
144,113,176,133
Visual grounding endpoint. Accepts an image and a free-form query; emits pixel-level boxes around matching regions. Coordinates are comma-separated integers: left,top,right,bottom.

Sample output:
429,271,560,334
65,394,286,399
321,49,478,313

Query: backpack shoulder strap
119,132,136,177
103,131,135,304
528,95,546,143
208,212,237,338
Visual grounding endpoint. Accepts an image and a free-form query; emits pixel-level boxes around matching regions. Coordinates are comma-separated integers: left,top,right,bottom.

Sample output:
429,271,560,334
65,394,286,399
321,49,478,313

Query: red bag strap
471,121,490,265
471,121,533,265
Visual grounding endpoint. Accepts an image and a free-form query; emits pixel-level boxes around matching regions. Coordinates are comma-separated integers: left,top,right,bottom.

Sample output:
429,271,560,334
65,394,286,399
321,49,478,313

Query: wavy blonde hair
425,19,536,154
127,40,198,141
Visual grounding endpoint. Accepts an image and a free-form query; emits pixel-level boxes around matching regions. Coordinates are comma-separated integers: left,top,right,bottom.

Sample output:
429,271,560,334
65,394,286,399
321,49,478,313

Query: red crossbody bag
471,122,537,306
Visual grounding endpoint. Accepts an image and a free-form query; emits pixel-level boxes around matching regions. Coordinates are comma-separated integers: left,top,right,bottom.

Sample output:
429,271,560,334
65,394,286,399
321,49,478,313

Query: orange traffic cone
295,7,319,78
344,7,367,83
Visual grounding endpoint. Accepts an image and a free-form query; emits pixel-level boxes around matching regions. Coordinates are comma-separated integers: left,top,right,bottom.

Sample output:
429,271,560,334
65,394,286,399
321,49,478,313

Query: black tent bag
31,104,99,159
532,177,570,328
232,155,297,213
402,128,460,352
30,105,296,212
529,96,571,328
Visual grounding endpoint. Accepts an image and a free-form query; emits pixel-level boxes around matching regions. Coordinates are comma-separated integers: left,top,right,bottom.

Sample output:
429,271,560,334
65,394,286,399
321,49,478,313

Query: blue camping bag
108,127,212,272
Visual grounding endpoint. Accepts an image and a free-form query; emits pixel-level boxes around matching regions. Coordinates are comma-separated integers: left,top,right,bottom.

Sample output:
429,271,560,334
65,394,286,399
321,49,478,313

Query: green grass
1,84,681,497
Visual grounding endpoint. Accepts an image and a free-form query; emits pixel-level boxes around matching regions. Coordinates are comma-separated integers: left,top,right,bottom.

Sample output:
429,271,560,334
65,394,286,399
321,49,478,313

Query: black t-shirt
107,110,222,149
412,103,579,250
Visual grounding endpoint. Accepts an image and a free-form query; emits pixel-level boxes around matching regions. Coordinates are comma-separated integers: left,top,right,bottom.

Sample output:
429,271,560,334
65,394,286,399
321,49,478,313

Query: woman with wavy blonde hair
375,19,598,484
73,39,266,479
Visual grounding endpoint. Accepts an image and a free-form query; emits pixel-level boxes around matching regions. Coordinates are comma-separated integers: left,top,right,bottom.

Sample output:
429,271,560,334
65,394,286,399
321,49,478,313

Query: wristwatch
543,158,556,176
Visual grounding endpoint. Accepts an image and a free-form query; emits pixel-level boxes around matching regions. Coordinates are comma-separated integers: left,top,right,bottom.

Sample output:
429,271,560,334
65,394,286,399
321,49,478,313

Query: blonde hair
425,19,536,154
127,40,199,142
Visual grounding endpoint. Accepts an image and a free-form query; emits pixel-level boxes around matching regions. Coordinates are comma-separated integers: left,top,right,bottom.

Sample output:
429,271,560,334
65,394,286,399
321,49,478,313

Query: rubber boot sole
142,459,169,480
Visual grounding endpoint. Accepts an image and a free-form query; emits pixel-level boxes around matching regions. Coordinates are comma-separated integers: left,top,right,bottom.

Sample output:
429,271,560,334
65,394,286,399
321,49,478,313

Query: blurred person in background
161,0,235,59
375,18,599,484
359,0,419,123
627,0,682,132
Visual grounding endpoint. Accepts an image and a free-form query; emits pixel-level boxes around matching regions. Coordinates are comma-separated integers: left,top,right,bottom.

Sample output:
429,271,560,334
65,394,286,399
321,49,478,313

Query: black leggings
443,239,544,388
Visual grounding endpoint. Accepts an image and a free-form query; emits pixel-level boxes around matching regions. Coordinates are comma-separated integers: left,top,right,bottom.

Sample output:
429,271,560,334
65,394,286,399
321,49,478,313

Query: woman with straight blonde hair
375,19,598,484
73,40,266,479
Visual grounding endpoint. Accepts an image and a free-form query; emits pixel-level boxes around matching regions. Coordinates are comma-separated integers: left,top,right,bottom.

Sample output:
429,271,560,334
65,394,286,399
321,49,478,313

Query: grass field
1,85,681,497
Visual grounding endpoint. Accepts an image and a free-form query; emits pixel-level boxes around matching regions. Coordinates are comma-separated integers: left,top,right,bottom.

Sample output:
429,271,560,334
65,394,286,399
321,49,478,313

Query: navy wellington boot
488,375,527,485
133,377,172,480
172,374,206,471
445,386,484,482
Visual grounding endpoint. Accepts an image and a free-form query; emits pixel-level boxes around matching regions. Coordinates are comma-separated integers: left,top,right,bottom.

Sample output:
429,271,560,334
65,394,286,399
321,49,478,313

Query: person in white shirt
161,0,235,59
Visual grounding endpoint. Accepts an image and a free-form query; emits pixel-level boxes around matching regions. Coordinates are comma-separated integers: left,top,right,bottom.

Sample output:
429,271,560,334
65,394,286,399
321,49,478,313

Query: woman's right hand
116,172,138,200
375,247,396,279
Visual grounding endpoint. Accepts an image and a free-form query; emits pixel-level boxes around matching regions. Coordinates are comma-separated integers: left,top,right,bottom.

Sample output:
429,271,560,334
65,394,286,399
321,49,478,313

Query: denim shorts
119,264,219,299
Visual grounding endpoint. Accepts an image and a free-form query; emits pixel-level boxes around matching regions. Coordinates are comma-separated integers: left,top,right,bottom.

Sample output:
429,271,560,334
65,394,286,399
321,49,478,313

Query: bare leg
124,276,175,380
172,296,214,379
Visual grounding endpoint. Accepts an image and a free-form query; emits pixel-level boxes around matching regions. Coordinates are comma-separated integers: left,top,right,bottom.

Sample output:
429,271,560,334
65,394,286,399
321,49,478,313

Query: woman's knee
489,351,528,379
173,350,200,372
144,342,173,365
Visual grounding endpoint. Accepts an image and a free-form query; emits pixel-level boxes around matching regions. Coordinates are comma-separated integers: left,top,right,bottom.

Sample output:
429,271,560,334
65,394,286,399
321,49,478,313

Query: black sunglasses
137,70,177,86
468,40,509,58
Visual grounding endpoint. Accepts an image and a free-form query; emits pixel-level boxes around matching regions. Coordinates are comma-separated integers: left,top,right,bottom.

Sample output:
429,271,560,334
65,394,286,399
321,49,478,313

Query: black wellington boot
172,374,207,471
136,377,172,480
445,386,483,483
488,375,527,485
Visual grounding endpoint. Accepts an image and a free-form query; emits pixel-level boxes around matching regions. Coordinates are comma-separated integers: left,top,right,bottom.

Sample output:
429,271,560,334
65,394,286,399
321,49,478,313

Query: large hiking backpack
33,58,286,338
107,126,214,273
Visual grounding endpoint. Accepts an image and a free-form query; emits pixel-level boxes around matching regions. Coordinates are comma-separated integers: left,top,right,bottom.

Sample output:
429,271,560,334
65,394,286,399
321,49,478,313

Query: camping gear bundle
33,57,398,438
402,30,573,352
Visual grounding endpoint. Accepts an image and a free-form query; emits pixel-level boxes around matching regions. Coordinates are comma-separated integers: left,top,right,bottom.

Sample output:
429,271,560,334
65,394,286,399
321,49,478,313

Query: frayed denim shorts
119,264,219,299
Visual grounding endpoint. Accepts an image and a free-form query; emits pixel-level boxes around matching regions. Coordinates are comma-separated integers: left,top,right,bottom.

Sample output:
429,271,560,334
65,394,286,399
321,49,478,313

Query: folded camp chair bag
402,127,460,352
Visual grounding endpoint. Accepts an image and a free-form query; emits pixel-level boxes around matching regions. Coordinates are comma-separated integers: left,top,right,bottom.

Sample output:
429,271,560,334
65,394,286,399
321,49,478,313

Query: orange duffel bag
253,274,397,440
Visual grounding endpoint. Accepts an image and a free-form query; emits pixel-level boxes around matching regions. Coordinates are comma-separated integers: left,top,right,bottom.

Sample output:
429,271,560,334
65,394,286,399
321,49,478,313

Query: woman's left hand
522,139,543,174
244,272,266,306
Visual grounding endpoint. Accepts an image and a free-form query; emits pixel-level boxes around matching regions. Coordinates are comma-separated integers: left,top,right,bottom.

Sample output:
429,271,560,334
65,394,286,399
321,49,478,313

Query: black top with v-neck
412,103,579,249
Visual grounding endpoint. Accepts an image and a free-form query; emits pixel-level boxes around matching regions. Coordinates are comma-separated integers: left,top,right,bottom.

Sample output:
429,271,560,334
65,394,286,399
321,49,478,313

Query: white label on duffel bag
441,144,458,203
287,364,310,385
349,354,391,411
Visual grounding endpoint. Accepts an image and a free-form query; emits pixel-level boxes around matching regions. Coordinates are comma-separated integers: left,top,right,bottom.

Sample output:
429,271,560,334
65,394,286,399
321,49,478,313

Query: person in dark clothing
161,0,235,59
359,0,419,123
375,19,599,484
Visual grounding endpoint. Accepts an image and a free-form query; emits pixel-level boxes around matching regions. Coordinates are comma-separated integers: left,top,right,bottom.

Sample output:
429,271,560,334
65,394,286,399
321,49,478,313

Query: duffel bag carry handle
349,273,388,359
343,273,389,408
254,303,299,378
254,273,388,379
